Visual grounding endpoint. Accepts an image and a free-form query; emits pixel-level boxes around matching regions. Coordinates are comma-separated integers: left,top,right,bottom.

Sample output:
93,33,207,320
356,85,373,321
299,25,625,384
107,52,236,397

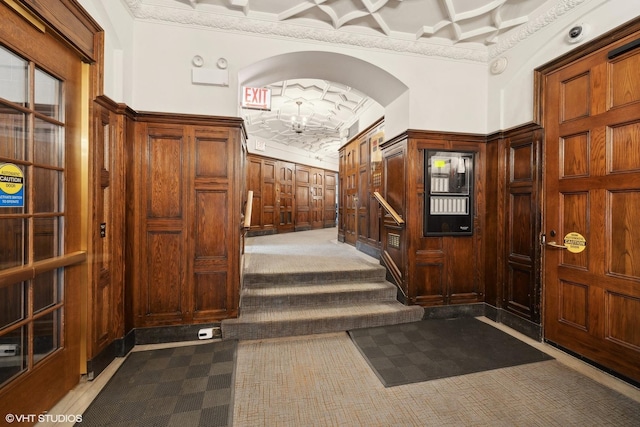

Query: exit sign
241,86,271,110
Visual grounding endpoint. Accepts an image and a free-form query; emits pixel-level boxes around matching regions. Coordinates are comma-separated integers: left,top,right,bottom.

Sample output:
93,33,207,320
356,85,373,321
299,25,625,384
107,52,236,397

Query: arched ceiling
242,79,374,158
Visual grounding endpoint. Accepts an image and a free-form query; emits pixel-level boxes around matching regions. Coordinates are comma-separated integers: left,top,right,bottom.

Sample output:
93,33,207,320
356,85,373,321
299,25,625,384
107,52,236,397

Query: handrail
373,191,405,226
243,190,254,229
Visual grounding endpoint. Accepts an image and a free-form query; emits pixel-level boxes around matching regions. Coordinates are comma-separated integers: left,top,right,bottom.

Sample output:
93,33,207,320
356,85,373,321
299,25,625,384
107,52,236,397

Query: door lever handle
546,241,568,249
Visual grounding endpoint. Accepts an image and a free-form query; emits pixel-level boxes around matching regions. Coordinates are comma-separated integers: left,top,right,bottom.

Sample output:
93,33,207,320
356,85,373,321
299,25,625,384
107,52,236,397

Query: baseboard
545,339,640,389
86,322,222,381
421,303,542,341
355,240,380,258
422,303,486,320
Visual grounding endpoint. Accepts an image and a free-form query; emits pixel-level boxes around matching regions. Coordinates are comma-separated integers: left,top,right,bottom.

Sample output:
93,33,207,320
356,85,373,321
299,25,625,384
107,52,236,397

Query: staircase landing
222,228,424,340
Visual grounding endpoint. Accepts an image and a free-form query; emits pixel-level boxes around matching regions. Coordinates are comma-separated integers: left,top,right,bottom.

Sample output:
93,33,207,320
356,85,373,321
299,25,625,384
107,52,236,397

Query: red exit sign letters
241,86,271,110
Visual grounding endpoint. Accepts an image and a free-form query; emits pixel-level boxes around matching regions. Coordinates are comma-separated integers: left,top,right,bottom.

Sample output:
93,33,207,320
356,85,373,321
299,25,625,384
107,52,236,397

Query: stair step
240,282,397,308
221,302,424,340
243,266,387,287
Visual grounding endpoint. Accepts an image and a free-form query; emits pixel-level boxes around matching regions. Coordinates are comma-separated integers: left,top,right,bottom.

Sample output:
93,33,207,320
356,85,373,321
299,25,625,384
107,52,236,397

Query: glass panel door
0,44,65,388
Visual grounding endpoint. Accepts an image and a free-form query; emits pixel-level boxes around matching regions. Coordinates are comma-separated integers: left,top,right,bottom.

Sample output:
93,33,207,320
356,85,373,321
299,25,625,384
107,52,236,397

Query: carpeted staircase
221,261,424,340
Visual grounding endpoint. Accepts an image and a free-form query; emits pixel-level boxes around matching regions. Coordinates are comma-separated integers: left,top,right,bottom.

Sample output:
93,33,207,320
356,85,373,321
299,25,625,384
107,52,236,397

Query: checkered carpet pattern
349,317,554,387
78,340,236,427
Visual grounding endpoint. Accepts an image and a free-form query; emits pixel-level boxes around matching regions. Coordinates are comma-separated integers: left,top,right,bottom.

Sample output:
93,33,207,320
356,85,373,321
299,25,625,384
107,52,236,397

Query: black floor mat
78,340,236,427
348,318,553,387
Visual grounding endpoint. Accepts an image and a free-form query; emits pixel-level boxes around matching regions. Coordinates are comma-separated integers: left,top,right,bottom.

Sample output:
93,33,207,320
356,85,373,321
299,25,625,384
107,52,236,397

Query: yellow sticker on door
0,163,24,208
564,232,586,254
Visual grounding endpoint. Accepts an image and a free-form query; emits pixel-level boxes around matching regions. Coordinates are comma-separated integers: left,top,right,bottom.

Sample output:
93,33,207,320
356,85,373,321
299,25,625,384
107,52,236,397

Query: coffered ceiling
125,0,590,159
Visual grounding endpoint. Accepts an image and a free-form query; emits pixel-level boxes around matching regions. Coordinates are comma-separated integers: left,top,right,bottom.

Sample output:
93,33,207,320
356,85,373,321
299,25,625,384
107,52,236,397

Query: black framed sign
424,150,474,236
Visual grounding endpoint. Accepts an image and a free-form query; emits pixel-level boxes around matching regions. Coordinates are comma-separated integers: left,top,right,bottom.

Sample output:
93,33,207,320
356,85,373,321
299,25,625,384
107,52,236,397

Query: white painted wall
488,0,640,132
80,0,640,140
78,0,487,139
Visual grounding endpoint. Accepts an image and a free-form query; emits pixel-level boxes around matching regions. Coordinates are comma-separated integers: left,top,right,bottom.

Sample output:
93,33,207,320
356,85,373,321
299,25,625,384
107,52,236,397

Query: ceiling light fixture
291,101,308,134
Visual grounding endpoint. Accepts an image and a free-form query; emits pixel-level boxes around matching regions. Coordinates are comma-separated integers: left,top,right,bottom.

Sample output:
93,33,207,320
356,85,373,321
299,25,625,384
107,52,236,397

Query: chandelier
291,101,308,134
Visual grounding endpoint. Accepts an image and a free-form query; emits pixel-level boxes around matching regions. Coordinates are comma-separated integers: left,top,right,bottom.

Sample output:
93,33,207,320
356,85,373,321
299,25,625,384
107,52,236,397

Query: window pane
33,217,60,261
0,282,25,330
34,119,62,167
0,46,28,107
33,269,61,313
0,326,27,387
0,107,26,161
33,310,60,364
0,218,25,269
34,68,61,120
33,168,61,213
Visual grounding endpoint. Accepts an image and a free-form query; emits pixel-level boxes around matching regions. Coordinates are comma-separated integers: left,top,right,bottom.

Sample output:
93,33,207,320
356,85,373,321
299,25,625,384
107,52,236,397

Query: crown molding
488,0,589,59
122,0,488,62
123,0,591,63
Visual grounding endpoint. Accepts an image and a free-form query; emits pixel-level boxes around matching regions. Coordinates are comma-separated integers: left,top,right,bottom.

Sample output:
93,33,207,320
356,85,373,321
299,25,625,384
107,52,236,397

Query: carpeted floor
77,340,236,427
349,317,554,387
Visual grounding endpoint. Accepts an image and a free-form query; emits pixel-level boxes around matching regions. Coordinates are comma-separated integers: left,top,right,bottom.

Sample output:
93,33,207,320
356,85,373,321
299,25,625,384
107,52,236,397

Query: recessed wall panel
559,280,588,330
606,292,640,350
561,133,590,178
196,191,227,258
196,137,228,178
560,192,589,269
561,73,590,122
611,52,640,108
609,190,640,279
147,232,183,314
609,122,640,173
148,136,183,218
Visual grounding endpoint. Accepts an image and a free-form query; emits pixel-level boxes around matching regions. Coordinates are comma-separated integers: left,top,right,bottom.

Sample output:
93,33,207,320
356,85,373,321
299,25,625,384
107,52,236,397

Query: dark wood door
295,165,312,231
503,130,542,323
277,161,295,233
344,143,358,244
324,171,337,227
543,35,640,382
310,168,324,229
89,102,125,366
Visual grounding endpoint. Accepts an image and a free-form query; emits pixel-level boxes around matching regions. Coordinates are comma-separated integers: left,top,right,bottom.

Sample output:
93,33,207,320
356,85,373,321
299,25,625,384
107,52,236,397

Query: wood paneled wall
126,113,246,328
338,119,384,255
246,154,337,235
379,131,488,306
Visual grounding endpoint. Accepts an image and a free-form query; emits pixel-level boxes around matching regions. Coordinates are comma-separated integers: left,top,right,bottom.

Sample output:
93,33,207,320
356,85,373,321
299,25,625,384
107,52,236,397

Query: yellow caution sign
564,232,586,254
0,163,25,208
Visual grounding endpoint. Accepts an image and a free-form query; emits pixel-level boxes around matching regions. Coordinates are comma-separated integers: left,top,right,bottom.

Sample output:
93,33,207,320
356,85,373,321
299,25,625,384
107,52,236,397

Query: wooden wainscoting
126,113,246,328
379,131,487,307
245,154,337,235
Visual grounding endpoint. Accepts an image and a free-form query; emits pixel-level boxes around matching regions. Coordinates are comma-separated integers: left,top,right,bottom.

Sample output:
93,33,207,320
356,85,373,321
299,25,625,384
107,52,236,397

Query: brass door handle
546,241,568,249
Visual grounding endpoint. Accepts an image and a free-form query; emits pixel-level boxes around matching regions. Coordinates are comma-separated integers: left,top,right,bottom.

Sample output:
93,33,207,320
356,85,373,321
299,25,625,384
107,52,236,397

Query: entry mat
348,317,554,387
78,340,237,427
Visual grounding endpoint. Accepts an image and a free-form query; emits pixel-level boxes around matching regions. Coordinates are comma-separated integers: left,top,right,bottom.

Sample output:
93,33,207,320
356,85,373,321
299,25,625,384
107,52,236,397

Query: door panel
324,171,337,227
311,168,324,229
295,166,311,231
277,161,295,233
544,36,640,382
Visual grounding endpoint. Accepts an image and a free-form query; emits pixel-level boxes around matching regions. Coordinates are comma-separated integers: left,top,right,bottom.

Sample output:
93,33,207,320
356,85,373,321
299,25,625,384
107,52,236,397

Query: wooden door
503,130,543,324
344,142,358,244
310,168,324,229
543,34,640,382
0,1,88,416
324,171,337,227
89,102,125,369
277,161,295,233
295,165,312,230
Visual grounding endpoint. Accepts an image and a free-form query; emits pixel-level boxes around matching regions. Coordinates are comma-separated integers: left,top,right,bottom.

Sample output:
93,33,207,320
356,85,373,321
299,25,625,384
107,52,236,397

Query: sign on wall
0,163,24,208
241,86,271,110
